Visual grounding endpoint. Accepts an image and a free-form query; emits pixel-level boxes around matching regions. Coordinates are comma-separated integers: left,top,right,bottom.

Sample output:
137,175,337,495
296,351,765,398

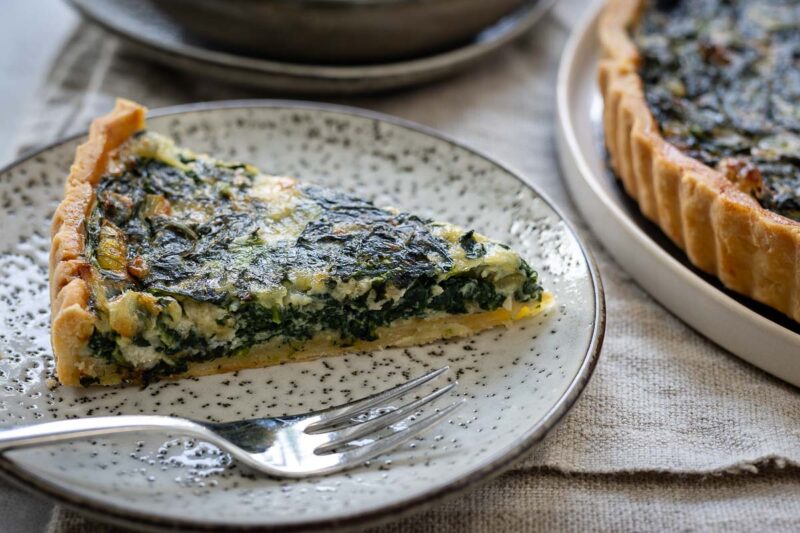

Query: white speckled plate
0,101,603,531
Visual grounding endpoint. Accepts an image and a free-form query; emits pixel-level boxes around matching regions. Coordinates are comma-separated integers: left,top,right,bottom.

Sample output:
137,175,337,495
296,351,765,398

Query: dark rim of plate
0,99,605,533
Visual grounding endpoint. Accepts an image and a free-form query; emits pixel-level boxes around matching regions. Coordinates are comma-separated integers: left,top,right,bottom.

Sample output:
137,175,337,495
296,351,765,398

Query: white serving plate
0,101,603,531
555,4,800,386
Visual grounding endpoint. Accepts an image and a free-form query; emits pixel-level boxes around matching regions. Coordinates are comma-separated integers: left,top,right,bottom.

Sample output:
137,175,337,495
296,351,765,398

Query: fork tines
307,366,462,459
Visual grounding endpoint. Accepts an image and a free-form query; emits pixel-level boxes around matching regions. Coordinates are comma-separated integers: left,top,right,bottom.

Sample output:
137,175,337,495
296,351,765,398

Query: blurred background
1,3,76,163
1,0,562,164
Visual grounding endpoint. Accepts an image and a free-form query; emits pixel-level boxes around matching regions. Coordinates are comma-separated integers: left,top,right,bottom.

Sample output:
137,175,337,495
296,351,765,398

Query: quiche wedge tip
50,99,552,386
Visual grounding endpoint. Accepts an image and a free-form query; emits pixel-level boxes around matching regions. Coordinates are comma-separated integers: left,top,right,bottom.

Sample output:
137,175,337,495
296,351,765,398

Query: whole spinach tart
49,100,551,386
599,0,800,322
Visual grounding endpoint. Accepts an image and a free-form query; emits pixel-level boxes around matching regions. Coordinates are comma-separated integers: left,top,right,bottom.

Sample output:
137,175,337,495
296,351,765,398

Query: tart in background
598,0,800,323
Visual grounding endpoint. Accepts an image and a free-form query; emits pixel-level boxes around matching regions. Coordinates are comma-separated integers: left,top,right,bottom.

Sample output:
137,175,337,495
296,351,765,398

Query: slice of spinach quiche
50,100,551,386
599,0,800,323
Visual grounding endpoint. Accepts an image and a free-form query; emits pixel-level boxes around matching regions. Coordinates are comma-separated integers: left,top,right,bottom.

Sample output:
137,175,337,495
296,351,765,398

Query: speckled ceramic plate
0,101,603,531
67,0,555,94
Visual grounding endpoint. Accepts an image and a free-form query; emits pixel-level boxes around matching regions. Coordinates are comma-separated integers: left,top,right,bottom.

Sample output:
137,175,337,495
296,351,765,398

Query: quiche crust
50,100,551,386
598,0,800,323
50,99,147,386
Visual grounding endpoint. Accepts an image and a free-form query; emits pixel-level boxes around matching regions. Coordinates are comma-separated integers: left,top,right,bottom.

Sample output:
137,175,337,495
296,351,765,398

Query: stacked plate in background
68,0,555,93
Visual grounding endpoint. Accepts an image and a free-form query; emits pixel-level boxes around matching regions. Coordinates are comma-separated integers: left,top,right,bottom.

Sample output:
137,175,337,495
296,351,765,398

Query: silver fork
0,367,461,478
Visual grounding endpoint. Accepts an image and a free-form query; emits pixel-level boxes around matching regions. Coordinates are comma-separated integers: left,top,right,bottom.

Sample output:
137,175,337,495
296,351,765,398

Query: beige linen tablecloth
9,0,799,530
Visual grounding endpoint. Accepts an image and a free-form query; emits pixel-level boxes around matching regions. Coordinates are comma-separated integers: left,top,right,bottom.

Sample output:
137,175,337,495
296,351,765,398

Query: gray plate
67,0,555,94
0,101,603,531
150,0,530,64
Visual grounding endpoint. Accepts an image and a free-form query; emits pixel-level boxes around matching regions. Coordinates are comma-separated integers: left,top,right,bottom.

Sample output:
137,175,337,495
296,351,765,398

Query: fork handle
0,416,218,452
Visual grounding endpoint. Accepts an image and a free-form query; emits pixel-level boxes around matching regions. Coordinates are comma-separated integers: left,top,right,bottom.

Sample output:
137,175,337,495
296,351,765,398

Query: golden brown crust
49,99,147,386
598,0,800,323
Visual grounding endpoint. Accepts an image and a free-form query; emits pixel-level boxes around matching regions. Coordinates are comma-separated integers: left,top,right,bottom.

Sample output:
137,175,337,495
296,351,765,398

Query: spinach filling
85,137,542,380
636,0,800,221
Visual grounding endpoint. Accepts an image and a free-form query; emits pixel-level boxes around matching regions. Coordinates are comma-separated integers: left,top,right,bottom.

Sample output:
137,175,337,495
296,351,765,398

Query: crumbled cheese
181,300,235,341
107,291,158,338
385,285,408,301
254,285,288,309
478,246,520,278
290,269,329,294
331,278,373,301
131,132,190,171
118,339,162,369
430,222,464,244
286,291,314,307
249,175,302,220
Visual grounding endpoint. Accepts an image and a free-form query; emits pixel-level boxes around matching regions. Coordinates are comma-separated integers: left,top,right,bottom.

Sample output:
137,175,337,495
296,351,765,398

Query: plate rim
66,0,555,82
555,6,799,384
0,99,605,532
